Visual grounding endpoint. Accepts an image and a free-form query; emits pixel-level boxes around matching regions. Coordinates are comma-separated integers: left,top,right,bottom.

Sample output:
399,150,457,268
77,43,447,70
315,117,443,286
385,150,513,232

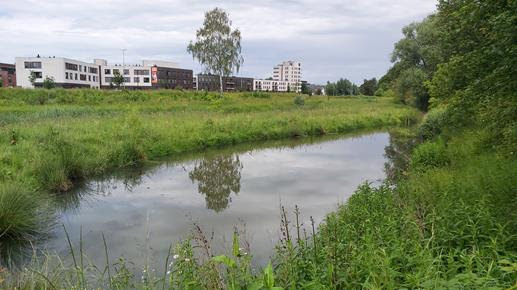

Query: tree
42,76,55,89
112,70,124,89
28,71,37,87
187,8,243,97
301,82,310,95
359,78,378,96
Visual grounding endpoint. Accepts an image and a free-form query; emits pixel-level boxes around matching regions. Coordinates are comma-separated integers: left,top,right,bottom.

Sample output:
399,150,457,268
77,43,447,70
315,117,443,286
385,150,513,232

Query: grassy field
0,88,419,269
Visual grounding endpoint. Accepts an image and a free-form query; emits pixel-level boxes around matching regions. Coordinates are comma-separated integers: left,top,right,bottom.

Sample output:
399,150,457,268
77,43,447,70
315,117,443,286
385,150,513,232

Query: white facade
253,79,294,92
273,60,302,92
97,59,181,88
15,57,100,88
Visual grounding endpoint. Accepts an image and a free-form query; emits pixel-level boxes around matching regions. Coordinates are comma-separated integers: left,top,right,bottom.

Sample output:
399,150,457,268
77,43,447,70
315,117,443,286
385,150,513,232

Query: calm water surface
47,132,390,270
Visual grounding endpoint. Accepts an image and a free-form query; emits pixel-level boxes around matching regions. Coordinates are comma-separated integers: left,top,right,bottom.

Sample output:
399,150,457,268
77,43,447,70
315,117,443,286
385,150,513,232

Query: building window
123,69,129,75
88,75,91,81
65,72,69,79
93,76,96,82
65,63,78,71
84,66,87,72
124,77,130,83
143,77,150,83
105,77,112,83
134,69,149,75
80,74,86,81
32,71,42,78
89,67,98,74
134,77,140,83
25,61,42,69
75,73,78,80
113,69,120,74
104,69,111,74
79,65,82,71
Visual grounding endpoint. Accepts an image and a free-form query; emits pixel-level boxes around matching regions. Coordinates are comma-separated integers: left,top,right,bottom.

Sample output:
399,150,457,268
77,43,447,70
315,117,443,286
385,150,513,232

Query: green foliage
42,76,55,90
187,8,243,96
418,107,449,140
409,139,450,171
359,78,378,96
111,70,124,89
427,0,517,149
393,67,429,110
241,91,272,99
293,95,304,106
325,78,360,96
0,184,53,266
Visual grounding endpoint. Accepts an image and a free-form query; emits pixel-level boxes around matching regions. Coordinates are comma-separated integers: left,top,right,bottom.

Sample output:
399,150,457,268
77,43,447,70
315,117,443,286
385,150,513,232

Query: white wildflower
184,258,190,262
173,254,179,259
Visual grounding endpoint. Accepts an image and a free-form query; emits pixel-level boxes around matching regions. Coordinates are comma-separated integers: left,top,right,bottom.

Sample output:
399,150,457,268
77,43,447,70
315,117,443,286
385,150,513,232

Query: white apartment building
253,79,293,92
273,60,301,92
15,56,100,88
253,60,302,93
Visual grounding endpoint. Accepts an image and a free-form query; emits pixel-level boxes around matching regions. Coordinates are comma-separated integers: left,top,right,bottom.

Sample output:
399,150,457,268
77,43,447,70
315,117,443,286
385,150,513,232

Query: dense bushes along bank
0,89,419,265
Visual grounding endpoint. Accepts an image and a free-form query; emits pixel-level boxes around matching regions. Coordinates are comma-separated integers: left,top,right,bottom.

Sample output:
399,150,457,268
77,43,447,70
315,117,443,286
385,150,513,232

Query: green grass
0,88,419,268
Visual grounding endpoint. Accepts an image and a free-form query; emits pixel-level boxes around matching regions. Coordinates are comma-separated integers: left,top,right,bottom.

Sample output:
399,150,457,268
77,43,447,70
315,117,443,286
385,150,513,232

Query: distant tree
28,71,37,87
359,78,378,96
42,76,55,90
315,87,322,95
112,71,124,89
287,84,291,93
0,77,3,87
187,8,243,97
301,82,310,95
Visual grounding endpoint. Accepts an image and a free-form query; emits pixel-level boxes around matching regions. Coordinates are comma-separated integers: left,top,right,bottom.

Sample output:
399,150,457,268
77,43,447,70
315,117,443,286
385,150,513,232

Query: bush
241,91,272,99
410,140,450,171
418,107,449,140
293,95,305,106
0,183,53,266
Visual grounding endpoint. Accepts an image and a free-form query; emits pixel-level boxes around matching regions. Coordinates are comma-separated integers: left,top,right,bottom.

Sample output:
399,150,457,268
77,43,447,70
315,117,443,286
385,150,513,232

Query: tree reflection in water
384,129,419,184
189,155,243,212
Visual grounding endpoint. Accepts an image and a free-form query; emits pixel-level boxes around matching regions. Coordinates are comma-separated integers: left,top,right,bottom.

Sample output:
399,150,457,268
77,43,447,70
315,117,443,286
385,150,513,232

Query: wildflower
167,270,171,275
184,258,190,262
173,254,179,259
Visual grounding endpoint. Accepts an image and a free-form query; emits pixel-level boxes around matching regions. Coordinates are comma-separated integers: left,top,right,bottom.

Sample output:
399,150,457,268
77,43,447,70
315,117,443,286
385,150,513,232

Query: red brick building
0,63,16,87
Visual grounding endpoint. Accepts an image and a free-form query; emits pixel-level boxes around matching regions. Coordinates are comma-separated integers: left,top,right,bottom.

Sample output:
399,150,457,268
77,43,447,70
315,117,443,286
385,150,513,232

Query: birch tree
187,8,244,96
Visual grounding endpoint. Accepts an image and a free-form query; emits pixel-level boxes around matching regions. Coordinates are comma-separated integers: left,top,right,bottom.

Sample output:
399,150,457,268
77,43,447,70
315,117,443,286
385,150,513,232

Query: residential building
195,74,253,92
15,56,192,90
273,60,302,92
0,63,16,87
15,56,100,88
253,79,292,92
253,60,302,92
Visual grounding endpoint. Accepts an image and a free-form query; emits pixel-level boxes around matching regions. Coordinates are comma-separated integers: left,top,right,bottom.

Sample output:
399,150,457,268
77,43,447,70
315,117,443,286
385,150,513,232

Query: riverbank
0,89,419,268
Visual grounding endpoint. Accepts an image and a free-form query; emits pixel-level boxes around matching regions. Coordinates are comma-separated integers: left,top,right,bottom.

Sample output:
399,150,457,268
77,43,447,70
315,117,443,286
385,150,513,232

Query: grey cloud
0,0,435,84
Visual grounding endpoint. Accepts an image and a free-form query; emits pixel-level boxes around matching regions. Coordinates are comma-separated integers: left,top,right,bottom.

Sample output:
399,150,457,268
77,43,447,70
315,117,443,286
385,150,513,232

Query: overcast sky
0,0,435,84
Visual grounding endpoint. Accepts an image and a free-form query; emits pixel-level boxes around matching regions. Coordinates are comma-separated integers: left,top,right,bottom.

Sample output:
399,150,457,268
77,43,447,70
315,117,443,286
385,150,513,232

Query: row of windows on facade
104,69,150,76
65,72,97,82
104,77,150,83
64,63,98,74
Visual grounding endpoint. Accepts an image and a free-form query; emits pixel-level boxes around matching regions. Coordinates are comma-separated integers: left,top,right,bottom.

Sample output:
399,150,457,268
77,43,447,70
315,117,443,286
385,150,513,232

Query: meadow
0,88,419,270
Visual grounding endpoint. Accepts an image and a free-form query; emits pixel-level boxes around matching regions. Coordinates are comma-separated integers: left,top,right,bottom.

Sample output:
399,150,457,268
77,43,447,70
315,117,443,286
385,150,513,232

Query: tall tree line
379,0,516,146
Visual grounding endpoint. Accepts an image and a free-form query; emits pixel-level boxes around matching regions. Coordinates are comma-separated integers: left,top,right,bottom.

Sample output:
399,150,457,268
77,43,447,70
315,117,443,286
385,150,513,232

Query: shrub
293,95,305,106
410,140,450,171
418,107,449,140
240,91,272,99
0,183,53,266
